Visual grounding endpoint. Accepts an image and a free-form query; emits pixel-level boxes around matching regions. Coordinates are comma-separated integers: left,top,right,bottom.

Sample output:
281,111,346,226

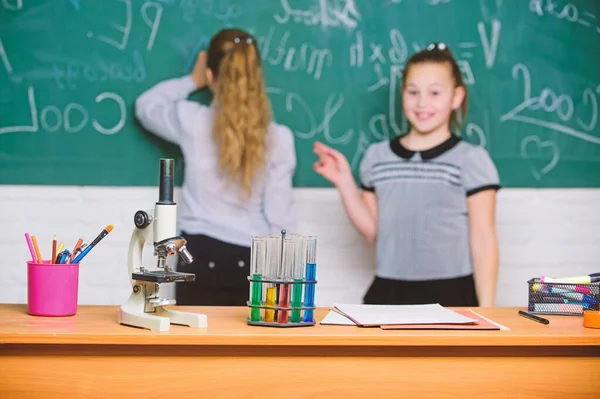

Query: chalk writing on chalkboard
0,0,598,187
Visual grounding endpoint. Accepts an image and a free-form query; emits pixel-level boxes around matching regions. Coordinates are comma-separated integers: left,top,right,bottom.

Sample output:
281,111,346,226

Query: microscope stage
132,270,196,283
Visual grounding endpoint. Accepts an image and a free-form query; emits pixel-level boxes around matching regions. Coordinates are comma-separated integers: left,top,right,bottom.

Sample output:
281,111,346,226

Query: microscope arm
127,209,154,281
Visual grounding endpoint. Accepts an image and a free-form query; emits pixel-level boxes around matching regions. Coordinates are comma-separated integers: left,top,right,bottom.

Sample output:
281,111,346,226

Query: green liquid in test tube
303,236,317,323
250,237,266,322
291,235,306,322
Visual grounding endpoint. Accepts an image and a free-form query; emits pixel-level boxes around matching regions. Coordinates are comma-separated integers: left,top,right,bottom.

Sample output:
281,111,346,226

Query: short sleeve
462,146,501,196
359,144,377,192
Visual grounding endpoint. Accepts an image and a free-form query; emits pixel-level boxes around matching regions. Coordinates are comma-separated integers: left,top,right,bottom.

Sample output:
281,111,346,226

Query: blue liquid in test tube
303,236,317,323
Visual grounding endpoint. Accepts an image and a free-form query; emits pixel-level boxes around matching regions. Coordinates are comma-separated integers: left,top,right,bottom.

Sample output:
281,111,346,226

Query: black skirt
363,275,479,307
175,233,250,306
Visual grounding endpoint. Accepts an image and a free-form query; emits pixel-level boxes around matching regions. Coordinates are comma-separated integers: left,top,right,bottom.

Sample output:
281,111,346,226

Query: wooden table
1,305,599,398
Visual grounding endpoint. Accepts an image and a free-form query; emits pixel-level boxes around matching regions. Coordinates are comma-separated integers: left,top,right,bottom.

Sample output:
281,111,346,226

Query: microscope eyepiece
158,158,175,205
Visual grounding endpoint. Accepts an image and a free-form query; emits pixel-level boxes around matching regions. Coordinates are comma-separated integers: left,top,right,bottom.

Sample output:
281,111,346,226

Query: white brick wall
1,186,599,307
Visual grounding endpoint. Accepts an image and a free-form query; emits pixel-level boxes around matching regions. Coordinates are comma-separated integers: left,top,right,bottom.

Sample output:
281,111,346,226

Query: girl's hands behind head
190,51,208,89
313,142,354,188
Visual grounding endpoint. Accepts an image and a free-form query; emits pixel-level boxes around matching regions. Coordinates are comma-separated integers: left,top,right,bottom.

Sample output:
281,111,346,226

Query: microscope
117,158,207,332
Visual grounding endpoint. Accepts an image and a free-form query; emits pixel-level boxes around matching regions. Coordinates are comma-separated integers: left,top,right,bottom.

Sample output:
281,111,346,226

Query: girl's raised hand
190,51,208,89
313,141,354,188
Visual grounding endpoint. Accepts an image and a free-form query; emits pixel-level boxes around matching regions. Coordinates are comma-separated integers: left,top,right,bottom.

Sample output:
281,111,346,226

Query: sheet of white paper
334,303,477,326
320,310,357,325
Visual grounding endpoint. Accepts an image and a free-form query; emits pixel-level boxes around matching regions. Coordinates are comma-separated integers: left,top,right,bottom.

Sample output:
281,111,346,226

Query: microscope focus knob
165,243,178,255
134,210,152,229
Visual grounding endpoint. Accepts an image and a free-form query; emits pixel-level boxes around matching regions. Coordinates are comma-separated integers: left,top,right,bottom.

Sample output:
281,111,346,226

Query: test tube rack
246,232,318,328
246,277,317,327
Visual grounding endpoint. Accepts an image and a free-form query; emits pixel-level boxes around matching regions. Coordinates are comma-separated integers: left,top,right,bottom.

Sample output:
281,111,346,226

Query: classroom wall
1,186,599,308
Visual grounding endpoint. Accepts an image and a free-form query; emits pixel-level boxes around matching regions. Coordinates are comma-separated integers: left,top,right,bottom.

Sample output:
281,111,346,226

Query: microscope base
117,281,207,332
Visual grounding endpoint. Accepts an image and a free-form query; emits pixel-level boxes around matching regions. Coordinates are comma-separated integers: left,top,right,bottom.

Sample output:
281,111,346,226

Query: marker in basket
24,233,38,262
532,282,591,295
71,225,114,263
541,275,600,284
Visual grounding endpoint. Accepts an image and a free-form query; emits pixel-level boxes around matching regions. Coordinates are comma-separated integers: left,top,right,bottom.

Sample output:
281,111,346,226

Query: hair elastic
233,36,253,45
426,42,447,51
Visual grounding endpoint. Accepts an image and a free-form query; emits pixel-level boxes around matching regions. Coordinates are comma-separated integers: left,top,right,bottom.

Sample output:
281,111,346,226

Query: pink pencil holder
27,260,80,316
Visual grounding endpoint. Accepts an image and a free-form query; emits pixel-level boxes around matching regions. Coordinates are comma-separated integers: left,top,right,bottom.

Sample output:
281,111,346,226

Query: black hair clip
426,42,447,51
233,36,253,45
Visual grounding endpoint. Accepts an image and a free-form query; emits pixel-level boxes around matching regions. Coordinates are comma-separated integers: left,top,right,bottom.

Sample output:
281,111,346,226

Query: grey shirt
360,135,500,281
136,76,297,247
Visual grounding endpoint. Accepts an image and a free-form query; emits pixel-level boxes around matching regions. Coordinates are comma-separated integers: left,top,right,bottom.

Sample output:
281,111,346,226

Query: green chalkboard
1,0,599,187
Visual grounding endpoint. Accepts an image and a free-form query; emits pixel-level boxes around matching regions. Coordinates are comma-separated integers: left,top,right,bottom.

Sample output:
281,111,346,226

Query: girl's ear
452,86,466,110
206,68,215,89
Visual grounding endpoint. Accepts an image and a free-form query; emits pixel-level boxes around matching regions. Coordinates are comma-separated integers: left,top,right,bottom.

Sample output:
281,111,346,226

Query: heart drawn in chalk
520,136,560,180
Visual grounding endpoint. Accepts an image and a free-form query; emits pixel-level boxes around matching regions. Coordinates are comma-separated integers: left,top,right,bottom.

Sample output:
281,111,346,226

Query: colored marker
518,310,549,325
24,233,37,262
547,290,597,304
532,283,591,295
56,250,70,264
51,235,57,263
31,235,42,264
71,225,114,263
541,275,600,284
532,303,584,314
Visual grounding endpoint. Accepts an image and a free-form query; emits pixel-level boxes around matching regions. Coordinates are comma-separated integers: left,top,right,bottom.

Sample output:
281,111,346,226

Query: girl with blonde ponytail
136,28,297,306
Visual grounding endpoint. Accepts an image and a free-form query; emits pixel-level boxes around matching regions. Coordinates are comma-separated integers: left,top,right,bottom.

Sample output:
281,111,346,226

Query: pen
56,250,70,264
71,225,114,264
518,310,549,325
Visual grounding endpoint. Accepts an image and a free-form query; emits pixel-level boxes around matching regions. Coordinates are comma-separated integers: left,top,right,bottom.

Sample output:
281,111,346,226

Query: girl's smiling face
402,62,465,136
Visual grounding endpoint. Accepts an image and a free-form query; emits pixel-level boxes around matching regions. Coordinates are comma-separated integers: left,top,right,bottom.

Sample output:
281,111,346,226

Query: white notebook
333,303,477,326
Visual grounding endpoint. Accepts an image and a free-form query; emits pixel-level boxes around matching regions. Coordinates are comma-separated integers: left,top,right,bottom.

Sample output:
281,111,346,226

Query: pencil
56,242,64,256
68,238,83,264
31,235,42,264
72,238,83,253
52,235,57,263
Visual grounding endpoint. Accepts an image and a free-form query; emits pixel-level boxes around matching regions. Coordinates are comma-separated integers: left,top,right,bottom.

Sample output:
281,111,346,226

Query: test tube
250,236,266,322
277,237,295,324
263,236,280,322
303,236,317,323
291,235,306,322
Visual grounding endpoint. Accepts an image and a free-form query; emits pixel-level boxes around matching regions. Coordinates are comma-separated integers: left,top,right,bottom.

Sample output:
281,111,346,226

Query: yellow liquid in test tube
265,286,276,322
